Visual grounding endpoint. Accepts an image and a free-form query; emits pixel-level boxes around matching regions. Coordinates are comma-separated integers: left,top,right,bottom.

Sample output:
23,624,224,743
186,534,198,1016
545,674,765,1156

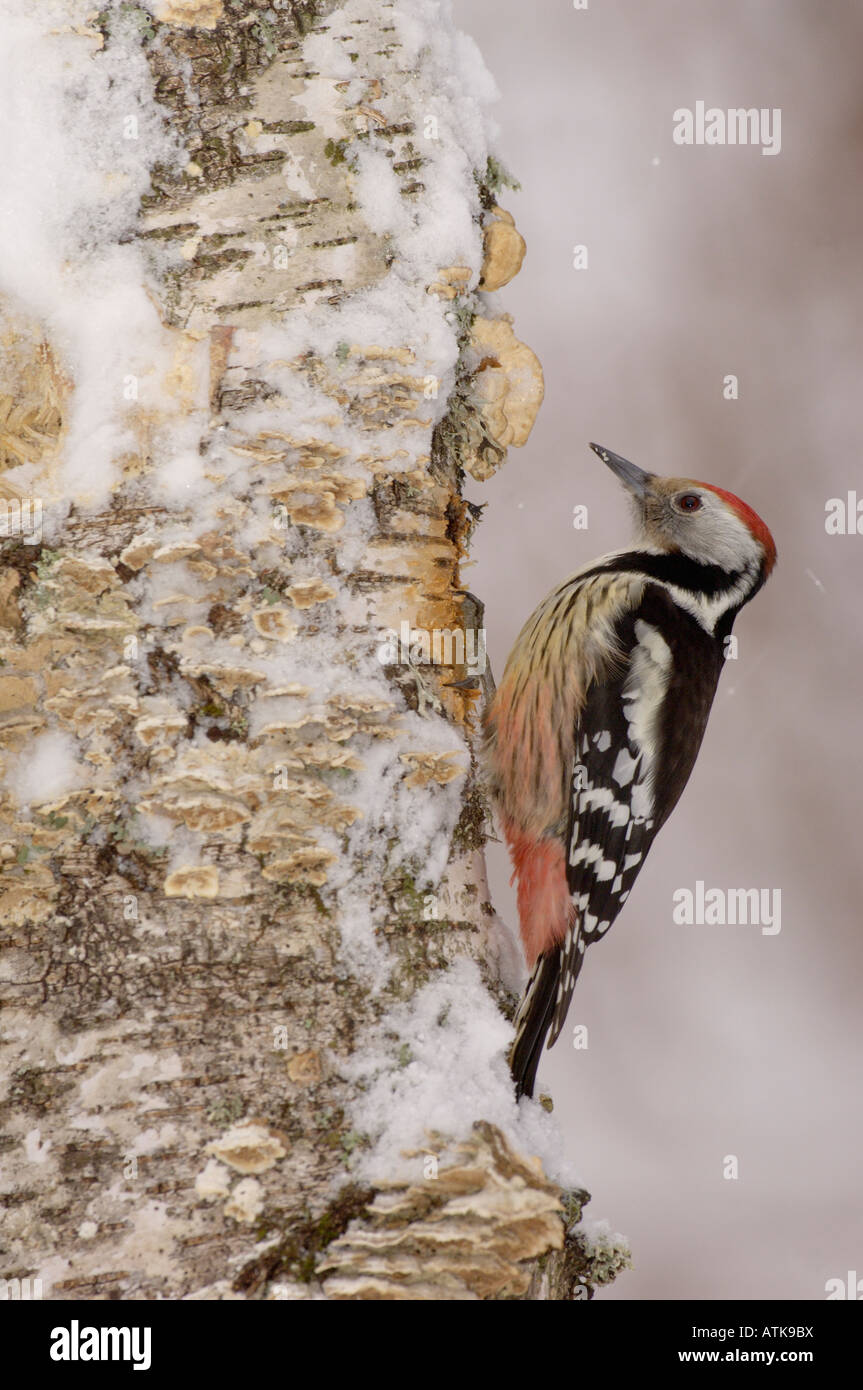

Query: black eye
677,493,702,512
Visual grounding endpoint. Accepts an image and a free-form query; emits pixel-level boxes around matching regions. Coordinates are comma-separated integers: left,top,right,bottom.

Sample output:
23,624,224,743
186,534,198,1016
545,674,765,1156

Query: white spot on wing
578,785,630,827
631,782,653,819
622,621,671,760
569,842,616,880
612,748,638,786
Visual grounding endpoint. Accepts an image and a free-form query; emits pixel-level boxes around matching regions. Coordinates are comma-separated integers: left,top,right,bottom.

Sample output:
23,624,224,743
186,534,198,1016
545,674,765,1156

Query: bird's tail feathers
508,918,584,1099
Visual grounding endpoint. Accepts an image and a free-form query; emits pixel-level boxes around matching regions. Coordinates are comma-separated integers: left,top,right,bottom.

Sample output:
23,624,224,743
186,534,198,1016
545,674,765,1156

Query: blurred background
456,0,863,1299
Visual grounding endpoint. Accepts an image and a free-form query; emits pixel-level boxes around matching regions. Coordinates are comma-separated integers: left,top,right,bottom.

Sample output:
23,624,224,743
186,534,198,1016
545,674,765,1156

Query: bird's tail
509,919,585,1099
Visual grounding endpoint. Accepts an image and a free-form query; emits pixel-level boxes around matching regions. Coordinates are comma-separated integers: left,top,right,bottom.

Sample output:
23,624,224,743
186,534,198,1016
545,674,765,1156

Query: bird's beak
589,443,653,498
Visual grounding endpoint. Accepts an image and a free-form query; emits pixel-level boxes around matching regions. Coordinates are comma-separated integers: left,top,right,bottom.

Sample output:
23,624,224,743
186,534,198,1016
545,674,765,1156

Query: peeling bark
0,0,623,1302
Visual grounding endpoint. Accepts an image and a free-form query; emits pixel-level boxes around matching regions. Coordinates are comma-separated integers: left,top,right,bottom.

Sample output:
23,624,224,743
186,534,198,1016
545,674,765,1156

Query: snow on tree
0,0,628,1300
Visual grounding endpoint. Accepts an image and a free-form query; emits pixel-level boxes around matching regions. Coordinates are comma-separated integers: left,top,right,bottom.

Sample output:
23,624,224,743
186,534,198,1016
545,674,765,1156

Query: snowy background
457,0,863,1299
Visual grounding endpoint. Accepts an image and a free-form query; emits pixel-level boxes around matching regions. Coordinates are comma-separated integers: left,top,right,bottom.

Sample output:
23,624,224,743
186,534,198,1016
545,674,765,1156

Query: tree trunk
0,0,626,1301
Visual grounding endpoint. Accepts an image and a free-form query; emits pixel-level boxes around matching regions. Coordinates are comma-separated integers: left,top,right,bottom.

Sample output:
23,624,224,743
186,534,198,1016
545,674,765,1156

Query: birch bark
0,0,626,1301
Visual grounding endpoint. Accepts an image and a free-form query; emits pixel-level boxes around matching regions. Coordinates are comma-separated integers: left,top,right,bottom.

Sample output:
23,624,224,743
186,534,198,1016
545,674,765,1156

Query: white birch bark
0,0,627,1301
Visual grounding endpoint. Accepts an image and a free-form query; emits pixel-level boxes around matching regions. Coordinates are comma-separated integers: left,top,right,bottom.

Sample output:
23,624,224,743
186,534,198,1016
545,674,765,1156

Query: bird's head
590,442,777,579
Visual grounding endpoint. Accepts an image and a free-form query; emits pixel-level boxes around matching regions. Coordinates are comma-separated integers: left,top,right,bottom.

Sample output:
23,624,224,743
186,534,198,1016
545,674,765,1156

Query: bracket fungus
479,206,526,292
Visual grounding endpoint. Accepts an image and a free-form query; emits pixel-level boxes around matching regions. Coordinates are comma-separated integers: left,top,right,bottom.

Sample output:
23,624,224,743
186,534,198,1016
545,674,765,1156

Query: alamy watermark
673,880,781,934
0,497,42,545
50,1320,151,1371
825,1271,863,1299
825,493,863,534
0,1276,43,1299
673,102,781,156
377,620,487,675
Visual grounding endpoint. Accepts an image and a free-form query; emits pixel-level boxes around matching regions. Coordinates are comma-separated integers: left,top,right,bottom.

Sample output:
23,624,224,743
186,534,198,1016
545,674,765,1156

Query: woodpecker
484,443,776,1099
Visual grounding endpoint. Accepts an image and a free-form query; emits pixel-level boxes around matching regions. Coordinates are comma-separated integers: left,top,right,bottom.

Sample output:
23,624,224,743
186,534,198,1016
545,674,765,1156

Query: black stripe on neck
580,549,745,598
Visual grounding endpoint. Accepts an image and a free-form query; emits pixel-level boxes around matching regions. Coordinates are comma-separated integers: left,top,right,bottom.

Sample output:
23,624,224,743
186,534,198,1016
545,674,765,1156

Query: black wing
549,592,725,1046
511,587,725,1096
546,647,660,1046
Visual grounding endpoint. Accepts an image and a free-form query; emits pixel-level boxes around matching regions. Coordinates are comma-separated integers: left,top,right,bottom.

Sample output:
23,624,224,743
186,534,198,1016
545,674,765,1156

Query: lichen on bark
0,0,625,1302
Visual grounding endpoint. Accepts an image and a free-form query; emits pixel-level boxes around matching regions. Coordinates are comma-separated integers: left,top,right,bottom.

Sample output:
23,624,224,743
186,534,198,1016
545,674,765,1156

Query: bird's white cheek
680,515,746,570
